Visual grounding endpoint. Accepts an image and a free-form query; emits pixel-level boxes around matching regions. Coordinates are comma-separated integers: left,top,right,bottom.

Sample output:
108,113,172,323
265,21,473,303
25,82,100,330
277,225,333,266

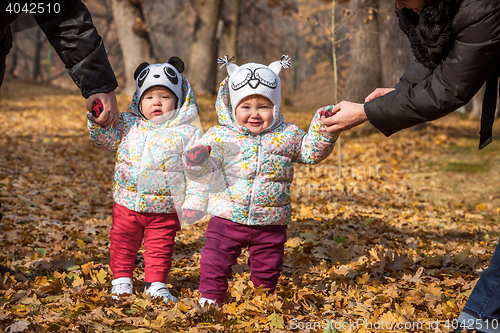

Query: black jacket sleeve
33,0,118,98
365,0,500,137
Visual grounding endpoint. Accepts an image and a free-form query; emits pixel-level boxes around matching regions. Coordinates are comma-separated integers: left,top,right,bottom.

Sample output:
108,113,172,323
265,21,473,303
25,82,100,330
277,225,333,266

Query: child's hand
182,209,205,224
186,145,211,166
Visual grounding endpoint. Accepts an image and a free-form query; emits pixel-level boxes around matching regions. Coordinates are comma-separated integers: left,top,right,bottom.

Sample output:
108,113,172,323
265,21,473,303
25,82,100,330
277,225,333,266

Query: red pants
110,203,180,283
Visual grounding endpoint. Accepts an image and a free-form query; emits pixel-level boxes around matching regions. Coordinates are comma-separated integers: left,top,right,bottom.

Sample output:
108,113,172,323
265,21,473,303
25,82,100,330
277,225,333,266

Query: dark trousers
0,26,14,88
199,216,287,304
457,237,500,333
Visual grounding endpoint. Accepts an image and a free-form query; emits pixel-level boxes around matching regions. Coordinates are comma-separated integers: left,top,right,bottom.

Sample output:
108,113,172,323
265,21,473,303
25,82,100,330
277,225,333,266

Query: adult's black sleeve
33,0,118,98
364,0,500,137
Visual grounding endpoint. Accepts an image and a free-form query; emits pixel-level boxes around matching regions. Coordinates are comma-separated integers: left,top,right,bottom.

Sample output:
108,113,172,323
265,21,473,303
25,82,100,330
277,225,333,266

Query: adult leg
199,216,246,305
0,25,15,89
110,203,144,278
454,238,500,333
142,212,180,283
248,225,287,293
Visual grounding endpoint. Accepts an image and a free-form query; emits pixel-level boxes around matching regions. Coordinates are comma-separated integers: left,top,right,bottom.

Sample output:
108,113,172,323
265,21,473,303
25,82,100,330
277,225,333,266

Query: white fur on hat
134,57,185,118
218,55,291,127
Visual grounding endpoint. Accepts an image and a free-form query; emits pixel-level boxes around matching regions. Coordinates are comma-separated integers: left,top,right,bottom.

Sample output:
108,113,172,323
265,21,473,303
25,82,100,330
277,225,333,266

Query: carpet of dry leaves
1,79,500,333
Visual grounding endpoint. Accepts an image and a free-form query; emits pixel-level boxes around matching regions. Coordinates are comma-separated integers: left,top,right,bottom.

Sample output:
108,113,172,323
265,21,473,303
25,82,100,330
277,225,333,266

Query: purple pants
199,216,287,304
110,203,180,283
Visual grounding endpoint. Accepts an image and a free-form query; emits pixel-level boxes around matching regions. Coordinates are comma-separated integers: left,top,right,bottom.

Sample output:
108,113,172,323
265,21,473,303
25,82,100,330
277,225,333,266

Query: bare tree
111,0,154,95
33,28,44,81
341,0,381,103
224,0,241,65
188,0,224,95
377,0,411,87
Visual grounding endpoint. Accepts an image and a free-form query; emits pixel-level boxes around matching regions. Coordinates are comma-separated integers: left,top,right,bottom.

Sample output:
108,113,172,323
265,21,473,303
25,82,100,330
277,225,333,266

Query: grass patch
444,162,488,173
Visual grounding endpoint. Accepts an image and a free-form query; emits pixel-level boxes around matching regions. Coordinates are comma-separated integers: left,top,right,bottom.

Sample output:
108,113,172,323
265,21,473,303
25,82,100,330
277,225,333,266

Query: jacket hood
129,75,199,127
215,77,284,134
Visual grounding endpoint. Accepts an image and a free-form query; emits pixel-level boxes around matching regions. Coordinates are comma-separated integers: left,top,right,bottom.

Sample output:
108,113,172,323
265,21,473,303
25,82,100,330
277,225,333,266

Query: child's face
234,95,274,134
141,87,177,120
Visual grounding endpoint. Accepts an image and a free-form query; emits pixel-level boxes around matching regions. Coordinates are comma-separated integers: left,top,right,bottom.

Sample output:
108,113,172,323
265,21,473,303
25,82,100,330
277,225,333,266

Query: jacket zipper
247,138,262,223
135,130,153,211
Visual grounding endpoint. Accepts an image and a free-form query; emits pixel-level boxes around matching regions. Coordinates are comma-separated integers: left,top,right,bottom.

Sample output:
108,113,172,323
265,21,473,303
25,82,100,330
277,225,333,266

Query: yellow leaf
14,306,30,317
268,312,285,329
285,237,302,248
178,300,191,313
73,276,85,287
423,283,442,297
356,272,370,285
134,299,153,309
149,313,168,329
34,276,48,286
81,262,95,275
162,306,184,320
476,203,489,210
93,268,108,284
383,285,399,298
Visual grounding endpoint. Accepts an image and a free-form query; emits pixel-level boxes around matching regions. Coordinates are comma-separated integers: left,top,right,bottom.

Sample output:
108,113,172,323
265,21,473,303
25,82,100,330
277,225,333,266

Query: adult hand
87,91,119,128
320,101,368,135
365,88,395,102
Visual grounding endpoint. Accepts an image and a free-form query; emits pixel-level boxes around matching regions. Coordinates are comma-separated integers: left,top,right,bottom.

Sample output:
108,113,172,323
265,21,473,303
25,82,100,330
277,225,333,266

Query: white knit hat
134,57,185,118
218,55,291,125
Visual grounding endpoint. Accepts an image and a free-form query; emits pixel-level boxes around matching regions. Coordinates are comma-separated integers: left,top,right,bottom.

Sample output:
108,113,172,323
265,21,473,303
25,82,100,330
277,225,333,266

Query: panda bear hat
133,56,185,120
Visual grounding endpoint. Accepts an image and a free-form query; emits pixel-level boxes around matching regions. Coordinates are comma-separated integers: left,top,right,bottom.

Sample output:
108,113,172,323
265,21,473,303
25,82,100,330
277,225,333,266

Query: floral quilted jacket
88,76,203,214
182,77,338,226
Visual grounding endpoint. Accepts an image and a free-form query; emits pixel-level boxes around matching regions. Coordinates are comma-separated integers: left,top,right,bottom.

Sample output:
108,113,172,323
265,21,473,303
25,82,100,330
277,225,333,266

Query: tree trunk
224,0,241,65
33,28,43,81
188,0,224,95
377,0,411,87
111,0,154,95
341,0,381,103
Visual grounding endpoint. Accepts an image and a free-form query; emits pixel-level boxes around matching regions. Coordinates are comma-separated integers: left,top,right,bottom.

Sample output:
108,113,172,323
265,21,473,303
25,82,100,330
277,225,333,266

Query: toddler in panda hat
87,57,204,303
182,55,339,307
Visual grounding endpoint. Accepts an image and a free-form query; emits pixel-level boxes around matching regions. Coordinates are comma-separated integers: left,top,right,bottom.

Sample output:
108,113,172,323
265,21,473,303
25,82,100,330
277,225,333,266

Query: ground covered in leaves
1,79,500,332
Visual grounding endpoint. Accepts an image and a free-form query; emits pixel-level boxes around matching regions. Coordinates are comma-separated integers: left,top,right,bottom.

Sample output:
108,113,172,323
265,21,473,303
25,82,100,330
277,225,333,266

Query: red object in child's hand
320,110,335,118
186,145,211,166
92,100,104,118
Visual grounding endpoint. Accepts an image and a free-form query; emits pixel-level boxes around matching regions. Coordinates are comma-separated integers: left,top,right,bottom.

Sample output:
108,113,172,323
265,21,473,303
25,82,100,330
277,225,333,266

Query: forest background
1,0,500,332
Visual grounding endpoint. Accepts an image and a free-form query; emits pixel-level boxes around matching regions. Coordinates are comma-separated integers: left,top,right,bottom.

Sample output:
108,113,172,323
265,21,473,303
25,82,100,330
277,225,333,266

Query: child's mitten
92,100,104,118
186,145,211,166
182,209,205,225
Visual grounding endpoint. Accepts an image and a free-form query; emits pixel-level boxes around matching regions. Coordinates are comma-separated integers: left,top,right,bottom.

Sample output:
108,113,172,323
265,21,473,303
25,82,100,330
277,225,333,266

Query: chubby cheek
234,113,247,127
262,114,273,128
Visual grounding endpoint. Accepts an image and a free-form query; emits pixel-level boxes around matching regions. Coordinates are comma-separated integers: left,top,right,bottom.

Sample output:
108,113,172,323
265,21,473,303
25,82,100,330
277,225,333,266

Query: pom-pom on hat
218,55,291,126
134,57,185,118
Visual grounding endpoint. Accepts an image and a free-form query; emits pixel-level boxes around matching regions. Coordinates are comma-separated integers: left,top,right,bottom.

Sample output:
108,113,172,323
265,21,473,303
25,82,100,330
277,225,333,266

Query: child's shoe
111,277,133,300
145,282,177,303
199,297,217,307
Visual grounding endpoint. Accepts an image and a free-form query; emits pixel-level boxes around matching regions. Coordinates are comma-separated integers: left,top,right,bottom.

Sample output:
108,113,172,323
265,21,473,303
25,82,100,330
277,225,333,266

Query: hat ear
269,55,291,75
134,62,150,80
217,55,239,76
168,56,185,74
